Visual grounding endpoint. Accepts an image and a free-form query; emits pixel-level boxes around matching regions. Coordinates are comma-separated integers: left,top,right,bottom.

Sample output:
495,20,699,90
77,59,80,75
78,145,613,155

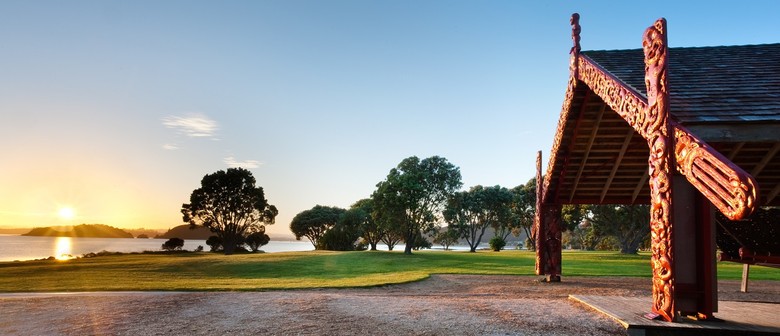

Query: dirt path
1,275,778,335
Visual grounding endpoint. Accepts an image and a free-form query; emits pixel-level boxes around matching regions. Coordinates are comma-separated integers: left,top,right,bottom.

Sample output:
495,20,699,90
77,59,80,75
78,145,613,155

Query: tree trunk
370,242,377,251
403,230,414,254
223,241,236,255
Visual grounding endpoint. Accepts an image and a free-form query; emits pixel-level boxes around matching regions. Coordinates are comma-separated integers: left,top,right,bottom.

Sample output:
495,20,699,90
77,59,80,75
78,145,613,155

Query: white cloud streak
224,157,262,169
162,143,179,150
162,114,219,138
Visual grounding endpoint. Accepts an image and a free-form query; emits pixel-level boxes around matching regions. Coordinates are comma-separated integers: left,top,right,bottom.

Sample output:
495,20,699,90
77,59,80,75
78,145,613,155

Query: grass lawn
0,250,777,292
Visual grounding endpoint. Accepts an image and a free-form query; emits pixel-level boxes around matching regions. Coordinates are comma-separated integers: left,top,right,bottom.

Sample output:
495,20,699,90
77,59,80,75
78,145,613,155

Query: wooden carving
643,18,675,322
577,57,647,137
537,13,582,278
577,55,758,222
570,13,581,78
541,13,583,205
570,13,581,55
673,125,758,220
534,151,544,275
544,205,562,278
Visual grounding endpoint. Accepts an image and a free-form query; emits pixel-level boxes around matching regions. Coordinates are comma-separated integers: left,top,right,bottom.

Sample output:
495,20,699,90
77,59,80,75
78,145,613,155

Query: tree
432,225,459,250
245,229,270,252
561,204,587,232
380,230,403,251
444,185,513,252
373,156,462,254
489,236,506,251
569,219,601,250
206,235,223,252
318,217,362,251
371,194,404,251
510,179,536,247
345,199,383,251
290,205,346,249
161,237,184,251
587,204,650,254
181,168,278,255
409,230,432,250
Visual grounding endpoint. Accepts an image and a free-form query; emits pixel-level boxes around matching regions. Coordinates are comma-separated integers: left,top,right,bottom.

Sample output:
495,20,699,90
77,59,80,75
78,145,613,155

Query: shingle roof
583,43,780,124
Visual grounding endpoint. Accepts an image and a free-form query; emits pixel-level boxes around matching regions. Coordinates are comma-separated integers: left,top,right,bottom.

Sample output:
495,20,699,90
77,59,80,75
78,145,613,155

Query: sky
1,1,778,238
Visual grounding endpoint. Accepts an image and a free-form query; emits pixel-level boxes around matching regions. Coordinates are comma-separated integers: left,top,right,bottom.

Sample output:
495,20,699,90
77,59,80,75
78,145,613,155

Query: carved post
642,18,675,322
543,204,562,281
570,13,581,76
534,151,544,275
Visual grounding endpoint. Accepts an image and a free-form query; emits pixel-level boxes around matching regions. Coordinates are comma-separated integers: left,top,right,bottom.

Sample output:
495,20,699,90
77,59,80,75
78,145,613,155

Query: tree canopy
245,228,271,252
587,204,650,254
161,237,184,251
510,179,536,245
345,198,383,251
372,156,462,254
181,168,278,255
290,205,346,248
444,185,513,252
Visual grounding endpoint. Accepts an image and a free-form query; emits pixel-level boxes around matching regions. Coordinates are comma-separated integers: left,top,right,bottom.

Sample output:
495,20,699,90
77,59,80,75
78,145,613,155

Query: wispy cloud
162,114,218,138
162,143,179,150
224,157,262,169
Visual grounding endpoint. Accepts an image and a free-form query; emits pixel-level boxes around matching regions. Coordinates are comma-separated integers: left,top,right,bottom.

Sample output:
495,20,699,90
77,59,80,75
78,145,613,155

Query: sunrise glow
58,207,76,221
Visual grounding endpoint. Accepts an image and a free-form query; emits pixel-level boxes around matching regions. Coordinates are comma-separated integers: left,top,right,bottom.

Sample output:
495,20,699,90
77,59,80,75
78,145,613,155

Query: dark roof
583,43,780,124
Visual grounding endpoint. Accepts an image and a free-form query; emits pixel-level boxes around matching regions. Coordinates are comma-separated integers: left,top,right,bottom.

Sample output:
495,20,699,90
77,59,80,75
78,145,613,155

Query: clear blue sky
1,1,777,238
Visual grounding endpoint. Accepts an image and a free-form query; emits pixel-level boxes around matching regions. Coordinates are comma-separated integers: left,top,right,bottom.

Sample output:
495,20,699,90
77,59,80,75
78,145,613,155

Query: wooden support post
544,204,562,282
534,150,562,282
534,151,545,276
741,264,750,293
672,176,717,319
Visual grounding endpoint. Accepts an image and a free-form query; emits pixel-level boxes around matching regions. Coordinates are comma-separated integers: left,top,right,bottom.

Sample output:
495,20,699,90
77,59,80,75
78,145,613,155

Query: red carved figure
642,18,675,322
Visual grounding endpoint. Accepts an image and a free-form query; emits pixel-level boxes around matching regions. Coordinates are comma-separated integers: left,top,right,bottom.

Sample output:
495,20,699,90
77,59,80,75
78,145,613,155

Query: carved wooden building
534,14,780,322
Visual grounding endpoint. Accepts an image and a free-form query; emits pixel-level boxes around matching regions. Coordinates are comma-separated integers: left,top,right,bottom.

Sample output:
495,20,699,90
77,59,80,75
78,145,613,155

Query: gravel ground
1,275,778,336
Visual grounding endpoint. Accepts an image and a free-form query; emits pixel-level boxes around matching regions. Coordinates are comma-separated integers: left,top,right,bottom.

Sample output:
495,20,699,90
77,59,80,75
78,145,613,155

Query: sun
58,207,76,220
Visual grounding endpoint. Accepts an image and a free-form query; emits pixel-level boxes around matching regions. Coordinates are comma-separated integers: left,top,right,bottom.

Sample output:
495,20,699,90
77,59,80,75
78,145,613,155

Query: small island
155,224,213,240
22,224,134,238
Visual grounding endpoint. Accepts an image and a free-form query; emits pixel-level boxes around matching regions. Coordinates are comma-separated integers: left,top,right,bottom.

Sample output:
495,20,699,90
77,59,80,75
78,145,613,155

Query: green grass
0,250,777,292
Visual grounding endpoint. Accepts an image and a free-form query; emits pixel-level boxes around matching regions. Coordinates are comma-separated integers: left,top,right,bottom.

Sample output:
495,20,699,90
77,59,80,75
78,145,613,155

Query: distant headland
155,224,213,239
22,224,134,238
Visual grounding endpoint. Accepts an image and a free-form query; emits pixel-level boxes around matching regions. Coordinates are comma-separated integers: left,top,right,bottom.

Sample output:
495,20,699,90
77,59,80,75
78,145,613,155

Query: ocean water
0,234,498,262
0,235,315,262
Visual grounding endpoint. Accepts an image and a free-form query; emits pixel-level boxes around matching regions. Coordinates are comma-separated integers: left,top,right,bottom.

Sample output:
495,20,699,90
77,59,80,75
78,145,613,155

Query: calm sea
0,235,315,262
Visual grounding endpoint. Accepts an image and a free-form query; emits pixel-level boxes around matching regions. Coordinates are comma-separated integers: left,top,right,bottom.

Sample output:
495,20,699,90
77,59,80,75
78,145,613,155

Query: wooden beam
569,104,606,202
632,169,649,203
553,90,591,202
750,143,780,177
601,129,635,202
727,142,745,161
686,124,780,142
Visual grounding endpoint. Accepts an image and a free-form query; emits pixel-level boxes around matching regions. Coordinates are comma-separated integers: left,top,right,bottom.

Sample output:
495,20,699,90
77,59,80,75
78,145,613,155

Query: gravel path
1,275,778,336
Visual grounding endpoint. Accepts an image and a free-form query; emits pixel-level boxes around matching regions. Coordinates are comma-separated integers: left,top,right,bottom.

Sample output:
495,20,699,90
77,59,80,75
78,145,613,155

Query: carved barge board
576,50,758,222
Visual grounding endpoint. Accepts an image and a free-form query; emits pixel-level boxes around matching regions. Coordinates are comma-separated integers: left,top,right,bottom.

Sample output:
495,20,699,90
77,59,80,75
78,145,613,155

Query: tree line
292,156,542,254
178,158,651,256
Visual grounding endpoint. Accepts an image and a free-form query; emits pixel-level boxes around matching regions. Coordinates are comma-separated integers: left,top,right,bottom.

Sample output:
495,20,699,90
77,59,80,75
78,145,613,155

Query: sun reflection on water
54,237,74,260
